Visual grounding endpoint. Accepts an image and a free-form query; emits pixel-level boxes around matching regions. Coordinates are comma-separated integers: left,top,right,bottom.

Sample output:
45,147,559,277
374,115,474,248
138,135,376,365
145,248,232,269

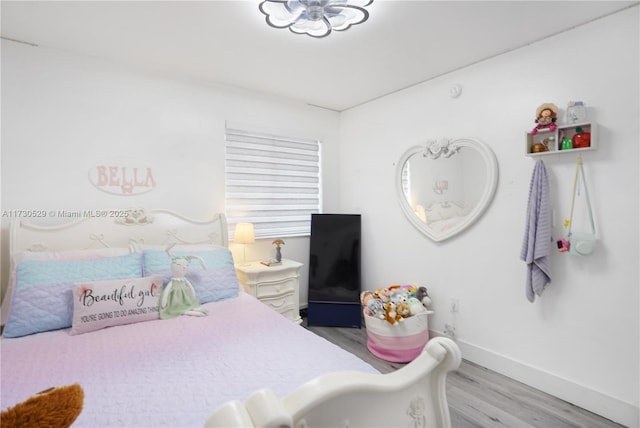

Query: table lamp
234,223,255,265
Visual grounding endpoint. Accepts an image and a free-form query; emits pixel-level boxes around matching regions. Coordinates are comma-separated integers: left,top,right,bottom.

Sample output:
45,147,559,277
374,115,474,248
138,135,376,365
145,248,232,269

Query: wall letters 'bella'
88,164,156,195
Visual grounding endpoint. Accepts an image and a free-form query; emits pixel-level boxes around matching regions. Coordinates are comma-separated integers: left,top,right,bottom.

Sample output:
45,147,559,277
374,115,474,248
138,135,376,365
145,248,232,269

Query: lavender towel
520,159,551,302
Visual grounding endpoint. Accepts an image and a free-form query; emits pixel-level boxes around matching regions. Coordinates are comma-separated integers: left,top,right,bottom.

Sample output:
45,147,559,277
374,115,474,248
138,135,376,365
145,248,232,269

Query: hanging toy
557,156,597,255
557,219,570,252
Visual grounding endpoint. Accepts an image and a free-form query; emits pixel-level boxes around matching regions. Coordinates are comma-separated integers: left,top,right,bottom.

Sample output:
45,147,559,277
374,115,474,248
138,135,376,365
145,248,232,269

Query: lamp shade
234,223,255,244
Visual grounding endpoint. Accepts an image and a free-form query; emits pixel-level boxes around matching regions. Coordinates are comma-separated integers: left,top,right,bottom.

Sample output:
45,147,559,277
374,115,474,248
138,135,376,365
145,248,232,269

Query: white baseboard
431,330,639,428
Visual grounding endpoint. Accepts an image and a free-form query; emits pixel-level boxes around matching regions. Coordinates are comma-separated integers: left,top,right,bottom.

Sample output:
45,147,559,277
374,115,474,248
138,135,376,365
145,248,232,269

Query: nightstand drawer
277,306,297,321
257,278,296,298
261,293,295,313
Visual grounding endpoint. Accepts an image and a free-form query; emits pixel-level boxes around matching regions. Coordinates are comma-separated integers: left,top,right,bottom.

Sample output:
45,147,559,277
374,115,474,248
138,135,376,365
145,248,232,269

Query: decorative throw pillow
142,246,239,304
70,275,163,335
3,252,143,338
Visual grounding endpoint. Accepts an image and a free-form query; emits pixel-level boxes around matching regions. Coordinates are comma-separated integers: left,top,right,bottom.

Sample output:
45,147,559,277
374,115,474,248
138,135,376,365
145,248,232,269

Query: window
225,125,322,239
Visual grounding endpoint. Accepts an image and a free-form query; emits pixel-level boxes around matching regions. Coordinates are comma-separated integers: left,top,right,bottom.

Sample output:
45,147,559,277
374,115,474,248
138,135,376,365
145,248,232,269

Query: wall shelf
525,122,597,157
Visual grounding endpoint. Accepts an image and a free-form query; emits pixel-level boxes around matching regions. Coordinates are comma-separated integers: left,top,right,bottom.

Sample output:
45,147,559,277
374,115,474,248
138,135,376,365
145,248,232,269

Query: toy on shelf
530,103,558,135
566,101,587,124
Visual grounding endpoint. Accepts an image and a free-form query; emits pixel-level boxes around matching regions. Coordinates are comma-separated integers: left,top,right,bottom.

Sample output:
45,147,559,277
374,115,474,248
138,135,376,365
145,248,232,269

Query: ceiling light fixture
259,0,373,38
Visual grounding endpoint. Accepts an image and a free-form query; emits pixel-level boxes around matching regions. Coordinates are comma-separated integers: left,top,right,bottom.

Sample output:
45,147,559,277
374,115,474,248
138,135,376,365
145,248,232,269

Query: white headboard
10,209,228,255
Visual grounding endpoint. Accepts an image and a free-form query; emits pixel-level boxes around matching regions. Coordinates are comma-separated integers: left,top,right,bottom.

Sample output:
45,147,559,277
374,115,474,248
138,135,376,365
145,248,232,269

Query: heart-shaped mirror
396,137,498,242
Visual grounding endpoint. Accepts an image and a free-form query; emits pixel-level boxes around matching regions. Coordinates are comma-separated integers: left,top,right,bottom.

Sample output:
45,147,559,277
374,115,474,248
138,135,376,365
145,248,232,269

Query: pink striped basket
364,310,434,363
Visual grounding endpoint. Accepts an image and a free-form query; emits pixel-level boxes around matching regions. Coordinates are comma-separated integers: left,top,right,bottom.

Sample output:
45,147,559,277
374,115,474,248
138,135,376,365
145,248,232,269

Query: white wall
339,8,639,426
0,39,342,307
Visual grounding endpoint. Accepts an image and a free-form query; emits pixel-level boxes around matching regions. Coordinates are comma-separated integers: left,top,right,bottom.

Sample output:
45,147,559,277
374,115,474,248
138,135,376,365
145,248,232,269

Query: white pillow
70,275,163,335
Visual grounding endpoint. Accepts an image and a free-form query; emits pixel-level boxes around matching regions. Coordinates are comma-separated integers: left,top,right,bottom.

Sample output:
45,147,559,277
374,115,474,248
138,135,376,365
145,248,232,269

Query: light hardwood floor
302,321,625,428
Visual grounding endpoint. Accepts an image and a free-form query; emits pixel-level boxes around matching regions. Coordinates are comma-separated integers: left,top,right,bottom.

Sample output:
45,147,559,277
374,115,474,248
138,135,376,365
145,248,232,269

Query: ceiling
1,1,637,111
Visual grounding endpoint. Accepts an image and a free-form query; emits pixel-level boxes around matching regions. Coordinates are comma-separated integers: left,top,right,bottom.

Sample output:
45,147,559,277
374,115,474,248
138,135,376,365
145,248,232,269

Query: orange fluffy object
384,302,402,325
1,384,84,428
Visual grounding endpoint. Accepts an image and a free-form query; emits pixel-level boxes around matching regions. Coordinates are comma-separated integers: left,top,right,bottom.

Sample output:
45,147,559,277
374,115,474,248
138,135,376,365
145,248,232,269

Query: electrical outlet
450,298,460,313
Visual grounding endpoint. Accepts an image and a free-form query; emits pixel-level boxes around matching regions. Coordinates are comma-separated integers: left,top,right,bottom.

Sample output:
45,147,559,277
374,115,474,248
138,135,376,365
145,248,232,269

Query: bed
1,209,461,428
415,201,469,233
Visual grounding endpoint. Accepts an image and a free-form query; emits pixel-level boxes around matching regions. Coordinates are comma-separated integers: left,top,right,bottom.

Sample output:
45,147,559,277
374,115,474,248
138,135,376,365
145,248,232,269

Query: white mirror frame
395,137,499,242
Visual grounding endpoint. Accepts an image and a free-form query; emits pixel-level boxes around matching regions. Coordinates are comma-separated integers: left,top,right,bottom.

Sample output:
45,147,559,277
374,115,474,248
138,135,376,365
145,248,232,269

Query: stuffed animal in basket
407,297,427,316
416,286,432,309
360,290,375,316
384,302,403,325
388,284,416,297
368,299,385,320
402,284,417,295
0,384,84,428
397,301,411,319
361,290,385,319
375,287,391,303
390,288,409,306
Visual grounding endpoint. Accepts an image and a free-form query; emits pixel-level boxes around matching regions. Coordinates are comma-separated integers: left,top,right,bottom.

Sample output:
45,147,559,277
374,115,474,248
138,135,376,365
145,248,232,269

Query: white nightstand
235,259,303,324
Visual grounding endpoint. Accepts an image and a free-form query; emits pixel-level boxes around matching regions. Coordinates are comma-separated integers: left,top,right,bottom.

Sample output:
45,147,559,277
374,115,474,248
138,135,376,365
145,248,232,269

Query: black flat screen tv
307,213,361,327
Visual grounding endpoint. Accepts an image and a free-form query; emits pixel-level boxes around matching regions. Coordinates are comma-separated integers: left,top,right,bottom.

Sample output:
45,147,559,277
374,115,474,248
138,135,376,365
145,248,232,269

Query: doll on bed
160,244,208,319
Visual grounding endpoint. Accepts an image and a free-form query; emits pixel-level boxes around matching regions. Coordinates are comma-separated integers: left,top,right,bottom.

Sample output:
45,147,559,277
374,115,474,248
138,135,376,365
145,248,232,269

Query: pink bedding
1,292,378,427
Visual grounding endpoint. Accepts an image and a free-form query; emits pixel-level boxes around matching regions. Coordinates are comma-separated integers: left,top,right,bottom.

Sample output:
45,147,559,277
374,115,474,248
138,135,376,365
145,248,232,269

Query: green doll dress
159,277,202,319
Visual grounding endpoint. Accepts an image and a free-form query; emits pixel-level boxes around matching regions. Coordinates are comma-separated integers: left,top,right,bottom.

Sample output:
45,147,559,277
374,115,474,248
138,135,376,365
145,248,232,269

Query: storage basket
364,310,433,363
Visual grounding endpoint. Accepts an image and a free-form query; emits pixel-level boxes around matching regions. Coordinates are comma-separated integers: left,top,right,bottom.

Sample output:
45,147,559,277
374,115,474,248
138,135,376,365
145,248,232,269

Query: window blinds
225,126,322,239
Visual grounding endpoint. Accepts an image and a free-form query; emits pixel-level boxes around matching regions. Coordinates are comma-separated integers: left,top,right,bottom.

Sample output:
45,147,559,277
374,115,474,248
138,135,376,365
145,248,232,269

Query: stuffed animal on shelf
531,103,558,135
0,384,84,428
160,244,208,319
